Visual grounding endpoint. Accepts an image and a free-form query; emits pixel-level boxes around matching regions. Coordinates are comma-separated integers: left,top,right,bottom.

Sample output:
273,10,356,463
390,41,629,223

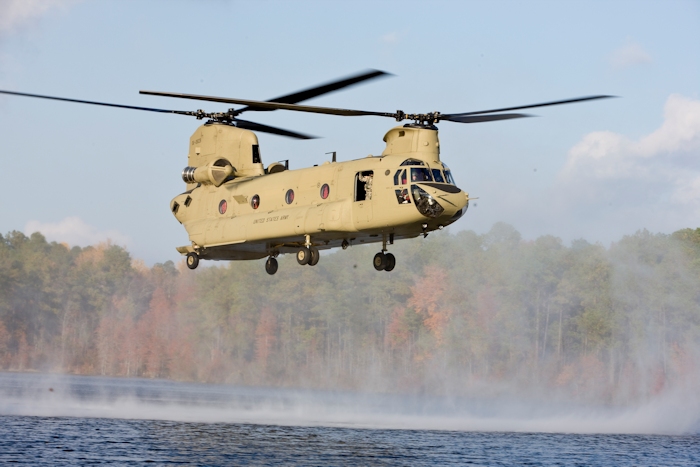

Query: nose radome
438,189,468,209
442,190,469,224
413,183,469,220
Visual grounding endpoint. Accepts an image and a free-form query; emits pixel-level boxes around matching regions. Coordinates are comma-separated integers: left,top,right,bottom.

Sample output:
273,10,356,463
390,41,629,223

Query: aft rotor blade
441,113,532,123
140,90,394,118
444,95,616,117
237,69,391,114
0,89,193,116
235,119,316,139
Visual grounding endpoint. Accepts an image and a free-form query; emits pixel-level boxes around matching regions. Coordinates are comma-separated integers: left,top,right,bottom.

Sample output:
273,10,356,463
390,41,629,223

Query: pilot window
393,169,407,185
431,169,445,183
410,168,433,182
443,164,456,185
355,171,374,201
400,158,425,166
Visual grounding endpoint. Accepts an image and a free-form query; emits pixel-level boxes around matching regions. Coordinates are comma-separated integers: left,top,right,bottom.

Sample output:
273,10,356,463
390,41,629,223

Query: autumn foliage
1,225,699,403
408,265,451,344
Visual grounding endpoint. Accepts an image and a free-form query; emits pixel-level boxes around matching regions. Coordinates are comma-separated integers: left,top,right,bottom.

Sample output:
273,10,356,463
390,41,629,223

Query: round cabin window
320,184,330,199
218,199,227,215
285,189,295,204
251,195,260,209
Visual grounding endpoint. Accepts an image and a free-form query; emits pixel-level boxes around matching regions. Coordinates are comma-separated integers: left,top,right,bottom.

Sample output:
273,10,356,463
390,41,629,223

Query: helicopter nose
412,183,468,221
435,189,469,216
437,189,469,225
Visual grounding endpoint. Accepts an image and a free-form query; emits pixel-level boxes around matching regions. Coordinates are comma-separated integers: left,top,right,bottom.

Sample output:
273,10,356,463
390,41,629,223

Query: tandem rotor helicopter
0,70,611,275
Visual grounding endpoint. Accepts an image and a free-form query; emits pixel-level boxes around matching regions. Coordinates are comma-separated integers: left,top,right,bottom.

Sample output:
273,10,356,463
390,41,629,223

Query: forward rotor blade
140,90,394,118
0,89,192,116
441,113,532,123
445,95,616,117
234,119,316,139
237,69,391,114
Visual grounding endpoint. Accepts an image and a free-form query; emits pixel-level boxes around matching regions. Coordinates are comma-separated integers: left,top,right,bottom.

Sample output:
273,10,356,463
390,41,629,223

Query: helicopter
0,70,612,275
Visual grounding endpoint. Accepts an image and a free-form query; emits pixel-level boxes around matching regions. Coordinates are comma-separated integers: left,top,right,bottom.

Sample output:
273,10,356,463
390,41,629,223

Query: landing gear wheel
265,257,278,275
373,252,387,271
308,247,320,266
297,246,311,265
384,253,396,272
186,252,199,270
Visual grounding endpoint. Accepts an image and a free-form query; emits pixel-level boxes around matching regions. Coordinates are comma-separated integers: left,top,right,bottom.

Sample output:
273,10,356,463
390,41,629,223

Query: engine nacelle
182,159,234,187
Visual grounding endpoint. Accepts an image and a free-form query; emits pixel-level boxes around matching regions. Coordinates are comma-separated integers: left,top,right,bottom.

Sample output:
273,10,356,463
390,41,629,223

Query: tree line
1,224,699,404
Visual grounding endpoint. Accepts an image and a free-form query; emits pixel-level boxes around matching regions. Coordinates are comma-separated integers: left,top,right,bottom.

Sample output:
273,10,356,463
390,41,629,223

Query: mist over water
1,373,698,435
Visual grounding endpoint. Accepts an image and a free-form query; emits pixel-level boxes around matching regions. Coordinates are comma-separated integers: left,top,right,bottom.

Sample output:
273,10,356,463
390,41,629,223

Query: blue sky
1,0,698,264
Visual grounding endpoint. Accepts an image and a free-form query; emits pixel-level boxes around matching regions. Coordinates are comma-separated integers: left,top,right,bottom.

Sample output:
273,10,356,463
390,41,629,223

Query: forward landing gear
297,235,319,267
373,233,396,272
265,237,320,275
297,246,310,265
296,246,320,266
309,247,320,266
373,252,396,272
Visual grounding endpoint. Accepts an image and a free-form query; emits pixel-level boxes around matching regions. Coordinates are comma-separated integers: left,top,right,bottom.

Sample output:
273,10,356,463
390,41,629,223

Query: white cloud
25,216,130,247
0,0,79,35
555,94,700,236
609,40,652,70
563,94,700,182
638,95,700,156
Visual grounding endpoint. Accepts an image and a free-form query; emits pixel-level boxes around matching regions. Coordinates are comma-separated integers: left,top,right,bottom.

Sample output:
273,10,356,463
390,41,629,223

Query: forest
1,224,699,405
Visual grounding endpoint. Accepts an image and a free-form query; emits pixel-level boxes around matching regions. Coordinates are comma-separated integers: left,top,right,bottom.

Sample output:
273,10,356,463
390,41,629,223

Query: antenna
326,151,337,163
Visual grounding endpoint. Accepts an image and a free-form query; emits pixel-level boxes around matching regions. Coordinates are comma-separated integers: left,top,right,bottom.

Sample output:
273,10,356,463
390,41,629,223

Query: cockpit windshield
410,167,433,182
443,164,456,185
431,169,445,183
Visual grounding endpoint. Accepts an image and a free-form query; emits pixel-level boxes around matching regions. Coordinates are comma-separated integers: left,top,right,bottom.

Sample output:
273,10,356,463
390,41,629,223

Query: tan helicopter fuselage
170,123,469,262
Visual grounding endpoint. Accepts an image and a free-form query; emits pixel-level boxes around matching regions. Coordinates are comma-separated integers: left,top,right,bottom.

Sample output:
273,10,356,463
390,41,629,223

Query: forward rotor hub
396,111,442,125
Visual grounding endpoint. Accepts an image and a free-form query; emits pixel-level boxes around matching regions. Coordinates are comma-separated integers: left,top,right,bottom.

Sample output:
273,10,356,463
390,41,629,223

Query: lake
1,372,698,466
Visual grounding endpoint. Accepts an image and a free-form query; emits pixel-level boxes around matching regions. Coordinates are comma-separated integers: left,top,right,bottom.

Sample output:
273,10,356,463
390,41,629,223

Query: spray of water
1,373,698,435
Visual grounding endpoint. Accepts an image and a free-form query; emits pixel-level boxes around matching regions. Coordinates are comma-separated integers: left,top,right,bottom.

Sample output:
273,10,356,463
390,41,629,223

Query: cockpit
392,159,459,216
394,159,456,186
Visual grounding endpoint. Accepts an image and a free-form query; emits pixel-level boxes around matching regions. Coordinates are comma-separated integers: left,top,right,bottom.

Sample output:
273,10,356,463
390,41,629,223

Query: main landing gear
373,233,396,272
265,235,320,276
296,234,319,267
296,246,320,266
373,252,396,272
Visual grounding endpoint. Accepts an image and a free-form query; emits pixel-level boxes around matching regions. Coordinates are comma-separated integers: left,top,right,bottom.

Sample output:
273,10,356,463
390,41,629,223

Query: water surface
1,373,698,466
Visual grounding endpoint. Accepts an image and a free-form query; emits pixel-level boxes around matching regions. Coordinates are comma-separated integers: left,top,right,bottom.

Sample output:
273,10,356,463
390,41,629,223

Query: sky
0,0,698,264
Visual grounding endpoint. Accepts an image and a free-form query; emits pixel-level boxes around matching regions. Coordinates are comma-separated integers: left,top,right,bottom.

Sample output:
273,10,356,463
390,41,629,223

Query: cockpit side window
410,167,433,183
431,169,445,183
400,158,425,166
394,169,407,185
395,188,411,204
443,164,456,185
